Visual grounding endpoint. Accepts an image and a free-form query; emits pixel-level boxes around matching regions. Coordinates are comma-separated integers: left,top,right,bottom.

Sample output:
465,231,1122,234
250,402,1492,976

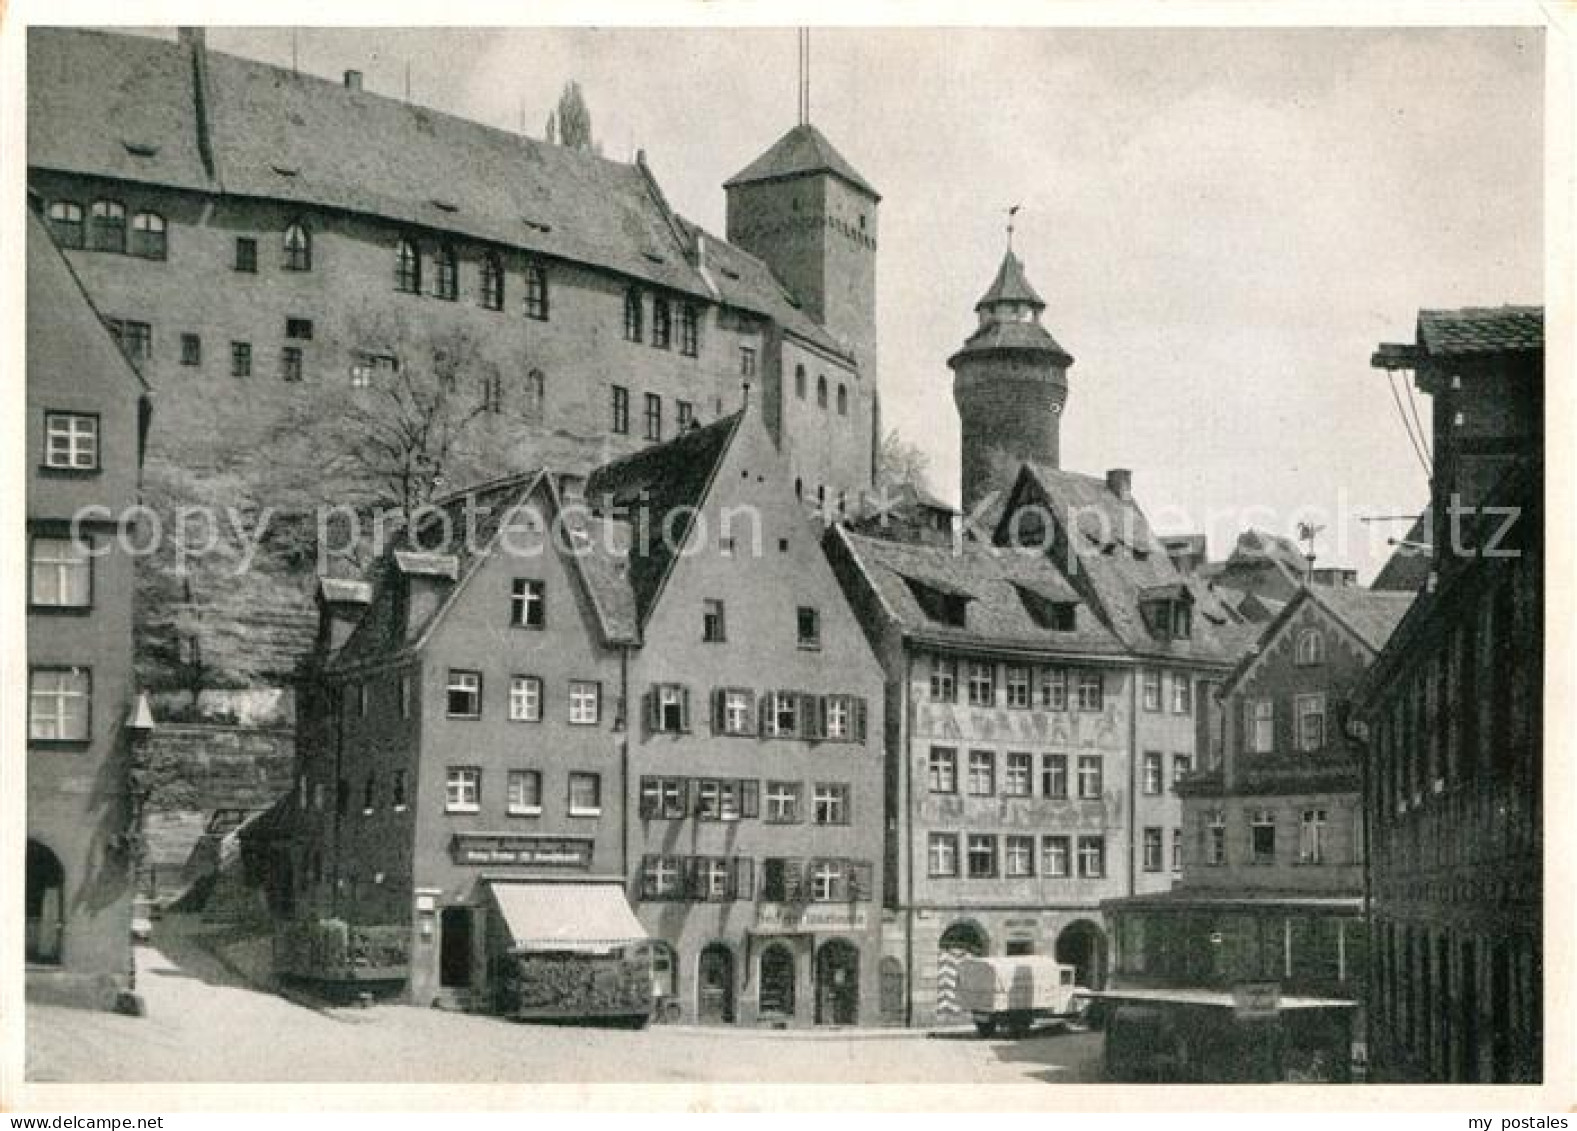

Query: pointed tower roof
724,123,880,200
975,249,1046,312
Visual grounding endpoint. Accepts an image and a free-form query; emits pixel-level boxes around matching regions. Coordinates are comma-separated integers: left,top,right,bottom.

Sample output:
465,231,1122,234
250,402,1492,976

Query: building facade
25,210,152,1009
279,402,887,1026
1360,306,1543,1082
1109,584,1412,1000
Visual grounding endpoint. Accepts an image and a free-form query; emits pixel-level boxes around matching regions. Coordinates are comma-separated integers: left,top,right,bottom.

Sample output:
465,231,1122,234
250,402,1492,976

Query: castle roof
975,249,1045,312
27,28,848,360
949,319,1073,368
723,122,880,200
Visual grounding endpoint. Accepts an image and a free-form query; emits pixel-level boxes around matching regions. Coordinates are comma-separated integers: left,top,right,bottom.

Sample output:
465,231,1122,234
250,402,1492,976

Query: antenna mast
798,28,810,125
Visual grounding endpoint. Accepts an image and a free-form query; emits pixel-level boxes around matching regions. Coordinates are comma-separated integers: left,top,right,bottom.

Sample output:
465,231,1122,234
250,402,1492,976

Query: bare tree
877,428,934,495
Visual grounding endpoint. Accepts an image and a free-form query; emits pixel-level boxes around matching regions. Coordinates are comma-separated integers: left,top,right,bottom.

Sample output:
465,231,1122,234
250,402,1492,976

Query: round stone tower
949,249,1073,514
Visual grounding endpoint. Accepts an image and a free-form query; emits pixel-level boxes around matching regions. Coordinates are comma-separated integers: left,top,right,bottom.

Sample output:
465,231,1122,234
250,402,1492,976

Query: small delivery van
956,956,1088,1037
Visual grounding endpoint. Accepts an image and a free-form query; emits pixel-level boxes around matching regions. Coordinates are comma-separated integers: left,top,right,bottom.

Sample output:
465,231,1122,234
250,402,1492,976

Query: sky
131,24,1545,580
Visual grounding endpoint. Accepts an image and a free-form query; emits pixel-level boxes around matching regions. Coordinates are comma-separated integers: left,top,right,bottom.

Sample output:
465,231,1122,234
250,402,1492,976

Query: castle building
1359,306,1543,1082
25,210,152,1009
27,27,881,675
277,398,888,1026
825,250,1256,1025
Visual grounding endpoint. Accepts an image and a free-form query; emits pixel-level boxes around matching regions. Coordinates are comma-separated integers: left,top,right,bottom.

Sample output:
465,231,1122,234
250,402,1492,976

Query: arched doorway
26,840,65,965
1056,919,1108,989
879,957,906,1026
758,943,796,1019
936,920,989,1018
815,939,860,1025
697,943,735,1024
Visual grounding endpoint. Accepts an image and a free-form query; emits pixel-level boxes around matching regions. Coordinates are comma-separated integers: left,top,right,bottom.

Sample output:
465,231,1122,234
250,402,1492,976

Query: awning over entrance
486,879,649,954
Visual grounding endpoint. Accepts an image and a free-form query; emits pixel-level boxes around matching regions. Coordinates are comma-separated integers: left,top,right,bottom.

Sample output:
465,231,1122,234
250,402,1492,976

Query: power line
1386,369,1433,482
1402,370,1432,465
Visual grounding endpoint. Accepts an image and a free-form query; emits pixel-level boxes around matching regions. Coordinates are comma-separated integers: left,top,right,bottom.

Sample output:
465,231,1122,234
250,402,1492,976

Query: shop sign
450,832,593,868
755,902,868,934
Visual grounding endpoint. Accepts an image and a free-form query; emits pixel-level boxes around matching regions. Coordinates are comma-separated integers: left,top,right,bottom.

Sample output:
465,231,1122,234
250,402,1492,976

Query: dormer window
1015,584,1076,631
1140,584,1193,640
902,575,970,628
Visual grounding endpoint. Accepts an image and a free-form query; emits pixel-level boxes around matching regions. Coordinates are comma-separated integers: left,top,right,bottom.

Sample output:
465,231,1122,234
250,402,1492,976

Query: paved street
26,924,1102,1084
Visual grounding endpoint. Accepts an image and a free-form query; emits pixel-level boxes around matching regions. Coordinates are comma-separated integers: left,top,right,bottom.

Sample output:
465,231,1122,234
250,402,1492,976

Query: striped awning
486,879,648,954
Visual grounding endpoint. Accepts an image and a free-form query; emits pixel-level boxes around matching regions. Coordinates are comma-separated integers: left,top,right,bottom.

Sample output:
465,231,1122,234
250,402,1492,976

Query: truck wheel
974,1018,998,1038
1005,1012,1032,1039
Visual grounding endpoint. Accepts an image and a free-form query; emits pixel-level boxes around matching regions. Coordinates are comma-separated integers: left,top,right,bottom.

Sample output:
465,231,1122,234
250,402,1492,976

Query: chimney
1106,468,1132,501
316,578,373,654
344,70,364,91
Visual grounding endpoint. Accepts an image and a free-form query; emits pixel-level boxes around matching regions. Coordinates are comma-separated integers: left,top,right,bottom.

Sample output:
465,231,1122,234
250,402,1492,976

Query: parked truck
957,956,1089,1037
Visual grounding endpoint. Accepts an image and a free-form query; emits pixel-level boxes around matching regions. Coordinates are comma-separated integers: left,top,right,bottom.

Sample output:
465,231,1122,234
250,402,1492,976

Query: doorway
759,943,797,1019
26,840,65,965
698,943,735,1024
815,939,860,1026
879,957,906,1026
439,906,473,988
1055,920,1108,989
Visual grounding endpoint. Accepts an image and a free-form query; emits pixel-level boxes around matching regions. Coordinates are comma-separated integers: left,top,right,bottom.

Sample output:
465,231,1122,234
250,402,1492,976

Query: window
1171,672,1193,715
230,342,252,377
1076,671,1103,711
676,400,694,431
509,676,542,722
568,772,602,815
362,774,377,814
796,606,821,649
765,690,799,737
433,245,458,300
929,833,960,877
651,296,671,348
621,287,645,342
695,779,744,821
637,777,683,820
336,778,349,819
523,264,549,320
650,684,690,733
813,783,850,825
285,317,314,341
1005,664,1031,708
29,667,90,741
511,578,545,629
356,682,369,717
1247,699,1275,754
1296,629,1326,666
507,770,543,816
694,858,732,901
967,661,995,707
180,333,201,366
1296,693,1327,752
1041,754,1068,798
89,200,126,252
764,781,802,823
611,385,629,434
1077,836,1105,878
823,695,854,741
809,859,845,902
445,767,480,813
641,855,683,899
837,384,848,415
480,252,505,311
1004,835,1035,877
47,201,84,248
739,346,756,377
794,364,807,399
1142,670,1162,711
715,688,753,735
1172,753,1193,788
446,670,482,718
679,304,700,357
929,655,958,702
928,747,958,793
392,769,408,809
130,212,166,259
569,681,601,725
396,237,421,292
702,599,726,642
644,393,662,442
43,413,98,470
1299,808,1328,864
1041,667,1068,710
816,375,828,408
1172,828,1183,872
1077,754,1103,799
967,750,995,796
234,237,257,272
1042,835,1071,878
1250,809,1277,864
31,536,92,608
1206,810,1227,865
966,835,997,879
1004,752,1032,797
1143,752,1163,795
108,319,151,363
283,221,311,270
281,346,304,382
1143,827,1163,872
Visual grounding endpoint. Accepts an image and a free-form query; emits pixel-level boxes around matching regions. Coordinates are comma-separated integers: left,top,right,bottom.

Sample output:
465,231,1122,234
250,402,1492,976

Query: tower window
480,252,505,311
283,220,311,271
817,375,828,408
837,383,848,416
434,245,458,300
395,237,421,293
795,364,807,399
523,264,550,320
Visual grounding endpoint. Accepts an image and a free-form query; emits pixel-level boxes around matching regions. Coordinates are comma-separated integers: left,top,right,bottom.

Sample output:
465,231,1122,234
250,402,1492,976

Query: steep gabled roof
584,412,744,628
975,250,1045,312
723,122,880,200
1220,583,1416,697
